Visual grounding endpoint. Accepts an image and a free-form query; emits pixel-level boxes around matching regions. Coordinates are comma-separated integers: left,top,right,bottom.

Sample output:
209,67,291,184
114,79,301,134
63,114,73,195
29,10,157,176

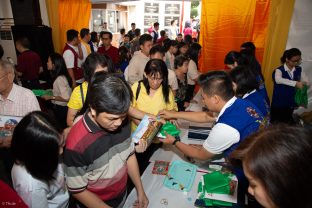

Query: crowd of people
0,21,311,208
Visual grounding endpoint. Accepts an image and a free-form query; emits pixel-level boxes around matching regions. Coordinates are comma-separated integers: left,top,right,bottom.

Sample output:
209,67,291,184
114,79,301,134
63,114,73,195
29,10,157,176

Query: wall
0,0,17,63
287,0,312,114
126,0,191,33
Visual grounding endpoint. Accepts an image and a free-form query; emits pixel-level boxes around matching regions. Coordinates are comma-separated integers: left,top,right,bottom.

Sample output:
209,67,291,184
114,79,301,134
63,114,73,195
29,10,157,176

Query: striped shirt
0,83,41,116
63,111,134,203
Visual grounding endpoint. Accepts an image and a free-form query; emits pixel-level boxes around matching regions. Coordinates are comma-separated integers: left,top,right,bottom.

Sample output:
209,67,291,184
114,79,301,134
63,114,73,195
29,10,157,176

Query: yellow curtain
46,0,61,53
261,0,295,101
58,0,91,52
199,0,270,72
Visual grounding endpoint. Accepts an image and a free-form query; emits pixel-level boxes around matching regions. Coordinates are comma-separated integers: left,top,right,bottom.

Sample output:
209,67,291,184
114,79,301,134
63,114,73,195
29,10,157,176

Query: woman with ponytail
271,48,309,123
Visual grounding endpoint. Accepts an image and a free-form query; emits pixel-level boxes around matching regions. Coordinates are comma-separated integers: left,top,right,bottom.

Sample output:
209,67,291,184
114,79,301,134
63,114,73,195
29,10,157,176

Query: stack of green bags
196,171,236,207
32,89,53,97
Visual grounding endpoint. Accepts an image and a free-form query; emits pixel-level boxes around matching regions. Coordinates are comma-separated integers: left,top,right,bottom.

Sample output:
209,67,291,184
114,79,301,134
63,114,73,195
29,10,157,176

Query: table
123,120,222,208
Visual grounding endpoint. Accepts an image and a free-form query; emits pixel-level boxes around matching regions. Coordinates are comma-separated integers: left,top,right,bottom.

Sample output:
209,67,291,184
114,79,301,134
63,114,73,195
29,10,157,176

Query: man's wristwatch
172,136,181,145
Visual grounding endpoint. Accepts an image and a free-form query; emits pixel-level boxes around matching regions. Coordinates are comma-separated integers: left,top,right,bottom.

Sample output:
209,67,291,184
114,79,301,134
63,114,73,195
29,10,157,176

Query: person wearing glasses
271,48,309,123
131,59,177,173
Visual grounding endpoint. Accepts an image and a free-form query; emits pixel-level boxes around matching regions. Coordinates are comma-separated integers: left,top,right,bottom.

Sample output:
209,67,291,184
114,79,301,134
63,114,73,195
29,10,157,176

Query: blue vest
272,65,302,108
257,75,270,104
244,90,270,119
152,31,159,43
217,98,264,157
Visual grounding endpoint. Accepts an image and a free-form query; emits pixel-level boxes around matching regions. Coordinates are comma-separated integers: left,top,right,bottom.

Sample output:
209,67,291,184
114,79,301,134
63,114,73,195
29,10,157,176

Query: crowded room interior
0,0,311,208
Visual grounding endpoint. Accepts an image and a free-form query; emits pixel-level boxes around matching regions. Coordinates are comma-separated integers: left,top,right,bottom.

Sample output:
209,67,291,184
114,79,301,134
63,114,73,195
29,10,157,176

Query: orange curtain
261,0,296,101
46,0,61,53
58,0,91,52
199,0,270,72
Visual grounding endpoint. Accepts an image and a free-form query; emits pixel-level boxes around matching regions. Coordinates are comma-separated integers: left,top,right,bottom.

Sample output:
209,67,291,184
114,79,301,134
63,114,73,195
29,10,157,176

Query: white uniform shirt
203,97,240,155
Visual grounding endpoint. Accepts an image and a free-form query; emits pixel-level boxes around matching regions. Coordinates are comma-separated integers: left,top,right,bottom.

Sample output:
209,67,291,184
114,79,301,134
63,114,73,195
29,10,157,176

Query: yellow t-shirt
131,81,178,132
67,82,88,110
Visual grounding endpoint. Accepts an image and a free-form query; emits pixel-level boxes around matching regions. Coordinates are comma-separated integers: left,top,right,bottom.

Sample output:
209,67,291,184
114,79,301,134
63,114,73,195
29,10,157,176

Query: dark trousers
136,142,163,175
271,107,295,124
53,104,68,129
0,148,14,186
21,79,40,90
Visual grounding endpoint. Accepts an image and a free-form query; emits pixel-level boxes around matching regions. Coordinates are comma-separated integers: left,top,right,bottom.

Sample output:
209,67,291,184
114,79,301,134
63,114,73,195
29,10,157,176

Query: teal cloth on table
32,89,53,97
295,85,308,107
159,122,181,137
163,160,197,192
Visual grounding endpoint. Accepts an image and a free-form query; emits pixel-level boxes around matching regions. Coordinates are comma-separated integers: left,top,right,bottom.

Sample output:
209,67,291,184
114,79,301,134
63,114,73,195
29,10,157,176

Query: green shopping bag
295,86,308,108
203,171,231,194
159,122,181,137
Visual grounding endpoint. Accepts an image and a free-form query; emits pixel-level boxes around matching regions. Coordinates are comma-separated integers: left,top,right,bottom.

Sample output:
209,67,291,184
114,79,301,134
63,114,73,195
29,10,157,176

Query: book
152,160,170,175
131,115,162,146
0,115,22,137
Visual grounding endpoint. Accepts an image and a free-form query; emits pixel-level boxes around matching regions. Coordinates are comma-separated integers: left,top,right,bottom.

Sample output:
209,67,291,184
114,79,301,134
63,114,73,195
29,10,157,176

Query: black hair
90,32,98,42
15,37,30,49
99,31,105,40
87,72,132,115
174,54,189,69
120,28,126,34
280,48,302,64
240,49,264,80
66,29,79,42
164,39,178,52
119,46,130,62
82,53,115,83
240,42,256,56
134,28,141,37
11,111,62,181
49,53,72,87
188,43,202,66
143,59,170,103
177,33,183,37
160,30,166,37
80,28,90,39
101,31,113,40
154,22,160,27
131,23,136,26
229,65,258,97
139,34,153,46
124,34,130,38
231,125,312,208
0,44,4,59
149,45,165,56
163,39,171,51
198,71,234,101
224,51,249,66
224,51,241,65
177,41,188,55
184,35,193,45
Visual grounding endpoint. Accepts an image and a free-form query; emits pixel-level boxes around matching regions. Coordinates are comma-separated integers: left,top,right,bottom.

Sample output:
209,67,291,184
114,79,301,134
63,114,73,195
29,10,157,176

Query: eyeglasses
0,73,8,80
147,75,163,82
289,58,302,64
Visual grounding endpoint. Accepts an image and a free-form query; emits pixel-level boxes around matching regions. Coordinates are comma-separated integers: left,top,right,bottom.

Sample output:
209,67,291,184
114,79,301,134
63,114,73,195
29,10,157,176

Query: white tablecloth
123,120,218,208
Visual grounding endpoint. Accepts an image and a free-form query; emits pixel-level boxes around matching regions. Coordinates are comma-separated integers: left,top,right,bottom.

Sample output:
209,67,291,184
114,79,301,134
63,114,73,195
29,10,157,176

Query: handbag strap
80,84,85,105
